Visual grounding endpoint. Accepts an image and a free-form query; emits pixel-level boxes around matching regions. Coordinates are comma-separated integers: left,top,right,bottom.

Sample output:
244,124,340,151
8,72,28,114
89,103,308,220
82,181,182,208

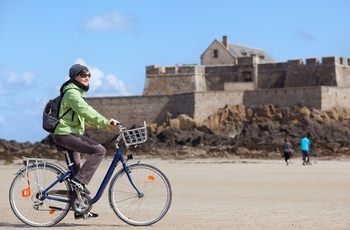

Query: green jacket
54,83,110,135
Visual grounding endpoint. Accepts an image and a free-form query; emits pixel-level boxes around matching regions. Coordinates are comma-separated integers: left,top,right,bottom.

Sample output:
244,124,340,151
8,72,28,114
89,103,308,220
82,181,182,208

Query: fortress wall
224,82,255,91
205,63,257,91
257,62,287,89
321,87,350,110
284,57,337,88
193,91,244,121
86,86,350,127
237,57,256,65
86,96,171,126
335,58,350,87
143,65,206,96
86,56,350,127
143,75,201,95
205,65,238,91
167,93,196,118
86,94,196,127
242,87,322,109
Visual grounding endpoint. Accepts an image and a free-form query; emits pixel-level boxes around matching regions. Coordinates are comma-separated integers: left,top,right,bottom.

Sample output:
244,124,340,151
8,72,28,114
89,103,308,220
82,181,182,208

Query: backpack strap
58,88,75,120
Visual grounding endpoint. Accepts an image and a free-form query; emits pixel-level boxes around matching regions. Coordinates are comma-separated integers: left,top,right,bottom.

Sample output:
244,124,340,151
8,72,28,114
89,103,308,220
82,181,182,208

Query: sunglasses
80,73,91,78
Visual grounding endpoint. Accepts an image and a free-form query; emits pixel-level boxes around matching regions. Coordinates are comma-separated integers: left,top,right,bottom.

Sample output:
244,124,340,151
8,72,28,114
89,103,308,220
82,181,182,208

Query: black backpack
42,89,73,133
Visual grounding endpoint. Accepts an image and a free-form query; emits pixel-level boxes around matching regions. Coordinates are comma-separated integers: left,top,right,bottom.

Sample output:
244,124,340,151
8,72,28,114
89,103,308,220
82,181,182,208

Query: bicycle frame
28,141,142,205
90,147,142,203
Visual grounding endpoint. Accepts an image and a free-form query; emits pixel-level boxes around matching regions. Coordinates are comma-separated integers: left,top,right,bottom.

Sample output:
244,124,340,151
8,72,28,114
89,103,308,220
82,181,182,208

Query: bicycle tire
9,163,71,227
109,163,172,226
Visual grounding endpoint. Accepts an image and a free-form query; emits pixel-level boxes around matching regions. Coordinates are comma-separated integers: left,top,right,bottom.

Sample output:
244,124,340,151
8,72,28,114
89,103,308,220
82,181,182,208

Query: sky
1,0,350,143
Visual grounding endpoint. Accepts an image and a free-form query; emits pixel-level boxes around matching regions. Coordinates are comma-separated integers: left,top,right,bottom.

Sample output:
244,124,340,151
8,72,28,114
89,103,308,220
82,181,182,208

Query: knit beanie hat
69,64,87,79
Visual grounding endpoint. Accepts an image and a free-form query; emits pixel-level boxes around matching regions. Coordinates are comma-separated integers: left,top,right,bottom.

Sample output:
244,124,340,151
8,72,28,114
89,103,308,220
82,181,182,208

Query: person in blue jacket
300,134,311,165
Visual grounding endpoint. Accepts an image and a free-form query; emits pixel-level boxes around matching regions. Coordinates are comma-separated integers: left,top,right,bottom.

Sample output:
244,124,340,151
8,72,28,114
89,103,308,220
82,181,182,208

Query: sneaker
71,178,90,195
74,212,98,220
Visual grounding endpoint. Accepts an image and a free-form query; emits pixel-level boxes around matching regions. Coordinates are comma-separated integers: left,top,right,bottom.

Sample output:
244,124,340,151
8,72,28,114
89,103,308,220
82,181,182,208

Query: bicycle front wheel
109,163,172,226
9,163,71,227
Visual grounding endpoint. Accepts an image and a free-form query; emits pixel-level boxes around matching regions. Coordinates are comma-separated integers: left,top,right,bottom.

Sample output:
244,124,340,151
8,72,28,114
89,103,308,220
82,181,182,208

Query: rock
3,103,350,161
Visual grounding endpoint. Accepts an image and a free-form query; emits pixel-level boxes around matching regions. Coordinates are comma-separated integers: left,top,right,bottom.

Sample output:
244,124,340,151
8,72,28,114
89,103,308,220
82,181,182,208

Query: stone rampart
257,62,287,89
87,86,350,125
143,65,206,96
320,87,350,110
284,57,337,87
242,87,322,109
144,56,350,96
86,94,196,127
86,56,350,126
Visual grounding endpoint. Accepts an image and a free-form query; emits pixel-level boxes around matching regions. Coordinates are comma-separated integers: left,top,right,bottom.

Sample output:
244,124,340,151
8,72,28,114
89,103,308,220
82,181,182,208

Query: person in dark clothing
282,138,292,165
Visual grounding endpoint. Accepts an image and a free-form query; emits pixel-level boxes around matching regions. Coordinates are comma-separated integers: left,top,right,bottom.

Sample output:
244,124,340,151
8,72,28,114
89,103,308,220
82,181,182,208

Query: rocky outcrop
2,104,350,161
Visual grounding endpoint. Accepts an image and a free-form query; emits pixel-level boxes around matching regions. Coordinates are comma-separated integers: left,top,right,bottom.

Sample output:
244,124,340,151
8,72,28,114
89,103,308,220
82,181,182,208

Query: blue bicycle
9,122,172,227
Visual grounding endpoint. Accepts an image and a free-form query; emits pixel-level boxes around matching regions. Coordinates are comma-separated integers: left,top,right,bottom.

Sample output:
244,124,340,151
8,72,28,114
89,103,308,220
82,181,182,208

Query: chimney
223,35,228,49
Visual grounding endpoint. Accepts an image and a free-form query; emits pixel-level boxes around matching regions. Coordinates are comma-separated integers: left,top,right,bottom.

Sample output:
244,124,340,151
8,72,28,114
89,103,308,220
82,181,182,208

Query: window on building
213,49,218,58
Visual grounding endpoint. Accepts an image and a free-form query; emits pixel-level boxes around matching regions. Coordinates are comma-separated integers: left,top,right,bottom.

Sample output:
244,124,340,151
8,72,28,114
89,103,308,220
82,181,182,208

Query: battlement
146,65,205,76
287,56,350,67
144,65,207,96
144,56,350,95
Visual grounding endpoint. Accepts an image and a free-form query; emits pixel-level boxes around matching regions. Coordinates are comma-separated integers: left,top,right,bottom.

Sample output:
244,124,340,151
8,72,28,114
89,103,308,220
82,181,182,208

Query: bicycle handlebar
117,123,127,132
109,120,127,132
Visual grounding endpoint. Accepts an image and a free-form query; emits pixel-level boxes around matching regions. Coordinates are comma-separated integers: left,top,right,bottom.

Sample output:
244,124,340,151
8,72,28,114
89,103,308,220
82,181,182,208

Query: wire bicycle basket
121,121,148,146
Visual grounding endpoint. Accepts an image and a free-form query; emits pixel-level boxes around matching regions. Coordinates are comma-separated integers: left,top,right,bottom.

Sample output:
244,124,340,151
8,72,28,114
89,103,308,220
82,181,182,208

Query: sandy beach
0,157,349,230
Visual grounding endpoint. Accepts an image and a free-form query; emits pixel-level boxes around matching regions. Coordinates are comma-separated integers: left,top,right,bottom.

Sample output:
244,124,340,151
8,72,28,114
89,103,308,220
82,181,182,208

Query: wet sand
1,157,349,230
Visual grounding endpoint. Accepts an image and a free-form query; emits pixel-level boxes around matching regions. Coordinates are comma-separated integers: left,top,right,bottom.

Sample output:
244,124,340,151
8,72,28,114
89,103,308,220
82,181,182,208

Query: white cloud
5,70,36,85
105,74,129,96
88,67,104,92
71,58,130,97
0,70,37,94
84,11,136,32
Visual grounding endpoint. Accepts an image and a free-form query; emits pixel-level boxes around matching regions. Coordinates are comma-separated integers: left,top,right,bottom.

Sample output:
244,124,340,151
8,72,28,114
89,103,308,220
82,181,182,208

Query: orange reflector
49,208,56,214
21,188,31,198
148,175,155,181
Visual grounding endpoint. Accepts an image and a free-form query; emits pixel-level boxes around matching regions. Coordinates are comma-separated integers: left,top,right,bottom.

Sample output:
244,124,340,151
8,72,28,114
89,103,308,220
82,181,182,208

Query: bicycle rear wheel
9,163,71,227
109,163,172,226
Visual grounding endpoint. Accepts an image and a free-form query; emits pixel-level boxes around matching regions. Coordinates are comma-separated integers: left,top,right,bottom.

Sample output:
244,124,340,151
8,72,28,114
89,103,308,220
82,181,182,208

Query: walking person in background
300,134,311,165
282,138,292,165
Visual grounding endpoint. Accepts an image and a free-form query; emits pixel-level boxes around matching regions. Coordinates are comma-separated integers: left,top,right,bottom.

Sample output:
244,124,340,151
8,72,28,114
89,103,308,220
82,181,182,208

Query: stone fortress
86,35,350,127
